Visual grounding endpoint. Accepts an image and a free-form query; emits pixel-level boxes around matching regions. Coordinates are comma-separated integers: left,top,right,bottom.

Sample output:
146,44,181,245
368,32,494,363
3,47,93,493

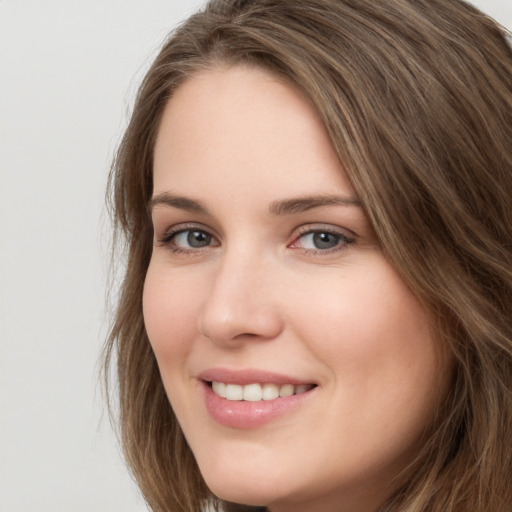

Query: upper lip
198,368,315,386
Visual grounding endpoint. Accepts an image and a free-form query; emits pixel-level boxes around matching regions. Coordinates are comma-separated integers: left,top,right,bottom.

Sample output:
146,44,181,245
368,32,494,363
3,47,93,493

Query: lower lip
202,382,316,429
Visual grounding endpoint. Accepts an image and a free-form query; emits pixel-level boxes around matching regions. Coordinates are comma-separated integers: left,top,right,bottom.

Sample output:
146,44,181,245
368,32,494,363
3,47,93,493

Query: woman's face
144,65,452,512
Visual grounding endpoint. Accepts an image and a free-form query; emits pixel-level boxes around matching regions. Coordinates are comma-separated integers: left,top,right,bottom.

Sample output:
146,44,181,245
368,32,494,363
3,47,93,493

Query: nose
198,253,283,346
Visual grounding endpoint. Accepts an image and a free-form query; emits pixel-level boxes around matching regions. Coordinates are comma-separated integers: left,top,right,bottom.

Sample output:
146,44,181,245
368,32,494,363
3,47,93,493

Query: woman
104,0,512,511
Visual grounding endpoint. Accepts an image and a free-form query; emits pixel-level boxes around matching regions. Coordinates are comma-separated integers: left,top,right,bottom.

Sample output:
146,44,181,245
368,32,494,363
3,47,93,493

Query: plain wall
0,1,510,511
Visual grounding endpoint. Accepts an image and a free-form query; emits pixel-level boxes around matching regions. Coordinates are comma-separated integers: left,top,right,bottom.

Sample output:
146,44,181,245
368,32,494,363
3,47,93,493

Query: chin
206,478,272,508
199,459,289,508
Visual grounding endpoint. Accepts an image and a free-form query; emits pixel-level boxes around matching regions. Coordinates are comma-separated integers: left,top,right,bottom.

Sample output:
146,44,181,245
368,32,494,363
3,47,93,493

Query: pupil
187,230,210,247
313,232,338,249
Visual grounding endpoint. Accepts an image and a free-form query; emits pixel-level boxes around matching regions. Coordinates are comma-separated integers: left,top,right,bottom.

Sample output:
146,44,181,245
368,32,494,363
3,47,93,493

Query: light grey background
0,1,510,511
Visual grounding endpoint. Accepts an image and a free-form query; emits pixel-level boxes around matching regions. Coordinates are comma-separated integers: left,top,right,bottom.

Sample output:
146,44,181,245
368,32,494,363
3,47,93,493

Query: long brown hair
104,1,512,510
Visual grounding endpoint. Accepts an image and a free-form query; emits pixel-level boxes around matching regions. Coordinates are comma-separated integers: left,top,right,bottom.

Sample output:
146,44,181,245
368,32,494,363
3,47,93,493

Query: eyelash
290,226,355,255
157,224,355,256
157,223,217,255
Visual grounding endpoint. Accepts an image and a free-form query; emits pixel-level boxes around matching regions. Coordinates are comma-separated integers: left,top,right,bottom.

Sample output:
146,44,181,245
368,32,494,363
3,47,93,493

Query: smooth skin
143,65,453,512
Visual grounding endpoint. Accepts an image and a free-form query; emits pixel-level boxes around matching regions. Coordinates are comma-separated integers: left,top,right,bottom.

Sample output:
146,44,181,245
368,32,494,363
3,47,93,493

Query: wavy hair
104,1,512,510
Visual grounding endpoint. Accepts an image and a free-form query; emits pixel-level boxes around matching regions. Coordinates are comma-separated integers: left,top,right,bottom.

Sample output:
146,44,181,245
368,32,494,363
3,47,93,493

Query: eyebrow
268,194,362,215
148,192,362,215
148,193,210,215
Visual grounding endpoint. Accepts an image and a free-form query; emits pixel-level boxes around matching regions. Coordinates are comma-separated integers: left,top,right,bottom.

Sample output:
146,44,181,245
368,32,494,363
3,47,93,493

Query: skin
143,65,452,512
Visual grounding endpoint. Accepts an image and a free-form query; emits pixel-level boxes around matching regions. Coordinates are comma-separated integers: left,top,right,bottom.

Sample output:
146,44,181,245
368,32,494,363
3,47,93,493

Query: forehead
153,65,354,201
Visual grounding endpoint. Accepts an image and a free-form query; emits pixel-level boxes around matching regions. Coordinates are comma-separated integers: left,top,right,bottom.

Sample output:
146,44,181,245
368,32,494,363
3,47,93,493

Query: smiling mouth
208,381,316,402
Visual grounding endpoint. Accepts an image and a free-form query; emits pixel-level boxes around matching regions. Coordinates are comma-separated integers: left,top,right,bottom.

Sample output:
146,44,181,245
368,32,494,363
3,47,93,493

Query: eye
174,230,214,248
289,227,354,253
159,226,219,252
299,232,341,250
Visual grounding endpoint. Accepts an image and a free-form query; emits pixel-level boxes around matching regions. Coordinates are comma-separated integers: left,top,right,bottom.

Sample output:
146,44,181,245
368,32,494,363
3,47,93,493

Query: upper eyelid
291,223,357,240
155,221,356,245
159,222,216,237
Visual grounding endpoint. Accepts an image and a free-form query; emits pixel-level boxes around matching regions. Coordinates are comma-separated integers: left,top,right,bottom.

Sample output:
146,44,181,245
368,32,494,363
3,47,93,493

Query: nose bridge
198,246,282,344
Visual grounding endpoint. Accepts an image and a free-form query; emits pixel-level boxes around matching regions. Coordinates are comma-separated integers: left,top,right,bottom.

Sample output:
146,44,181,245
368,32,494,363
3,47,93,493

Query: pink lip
198,367,313,386
198,368,317,429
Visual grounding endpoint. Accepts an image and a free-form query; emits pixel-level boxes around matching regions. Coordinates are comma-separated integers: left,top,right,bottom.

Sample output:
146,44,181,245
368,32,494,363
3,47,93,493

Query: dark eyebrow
148,193,210,215
269,194,362,215
148,192,361,216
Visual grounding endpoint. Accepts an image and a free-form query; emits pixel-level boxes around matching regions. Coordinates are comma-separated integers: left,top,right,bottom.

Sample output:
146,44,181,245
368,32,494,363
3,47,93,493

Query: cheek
284,265,449,479
142,263,201,364
289,263,429,353
287,259,446,418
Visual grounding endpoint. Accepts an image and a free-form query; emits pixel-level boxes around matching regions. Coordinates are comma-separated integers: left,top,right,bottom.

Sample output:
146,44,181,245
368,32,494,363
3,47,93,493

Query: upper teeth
211,382,313,401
